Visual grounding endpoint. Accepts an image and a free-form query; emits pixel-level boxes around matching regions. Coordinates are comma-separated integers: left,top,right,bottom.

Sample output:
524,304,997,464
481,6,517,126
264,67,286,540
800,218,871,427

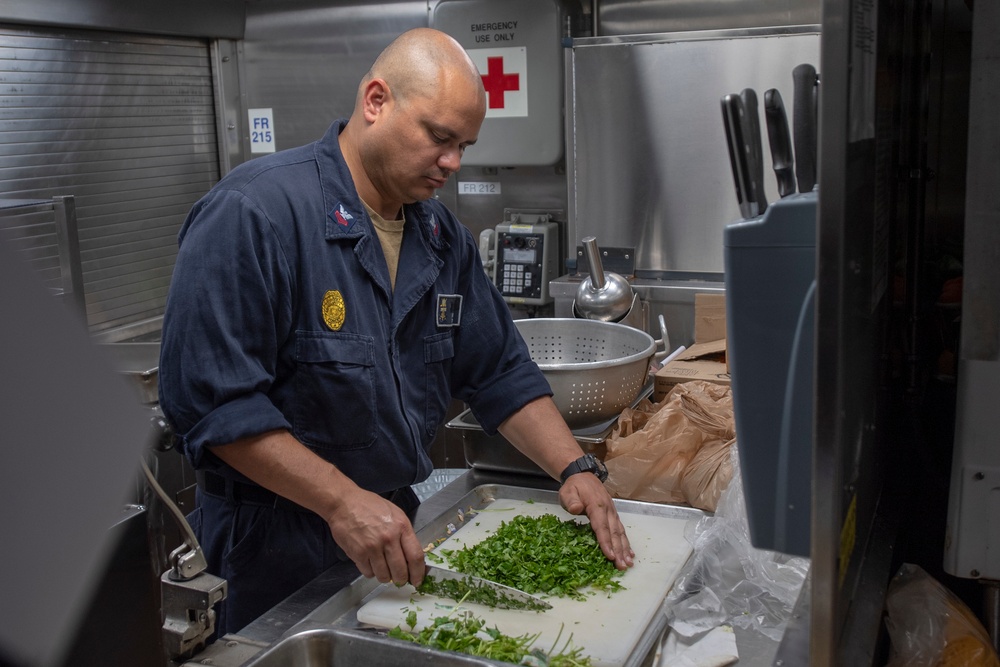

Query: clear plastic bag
884,563,999,667
664,444,809,643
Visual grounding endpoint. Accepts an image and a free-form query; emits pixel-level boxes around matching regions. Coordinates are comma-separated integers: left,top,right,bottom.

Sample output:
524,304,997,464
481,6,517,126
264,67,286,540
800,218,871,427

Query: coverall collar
314,119,449,325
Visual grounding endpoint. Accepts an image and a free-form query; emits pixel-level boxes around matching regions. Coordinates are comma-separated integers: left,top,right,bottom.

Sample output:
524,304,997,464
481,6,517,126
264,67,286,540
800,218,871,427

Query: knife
740,88,768,215
763,88,796,198
721,93,758,219
418,565,552,610
792,63,819,193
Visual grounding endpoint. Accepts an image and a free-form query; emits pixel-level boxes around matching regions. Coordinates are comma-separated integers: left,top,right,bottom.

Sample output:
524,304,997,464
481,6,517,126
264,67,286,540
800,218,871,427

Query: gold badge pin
322,290,346,331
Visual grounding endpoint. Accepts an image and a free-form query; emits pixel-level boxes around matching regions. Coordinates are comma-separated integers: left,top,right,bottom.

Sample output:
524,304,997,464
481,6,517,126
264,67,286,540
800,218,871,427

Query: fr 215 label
458,181,501,195
248,108,276,153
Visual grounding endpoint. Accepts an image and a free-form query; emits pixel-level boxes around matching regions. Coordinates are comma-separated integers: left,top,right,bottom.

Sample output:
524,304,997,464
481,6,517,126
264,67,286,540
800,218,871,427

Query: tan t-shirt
362,201,405,291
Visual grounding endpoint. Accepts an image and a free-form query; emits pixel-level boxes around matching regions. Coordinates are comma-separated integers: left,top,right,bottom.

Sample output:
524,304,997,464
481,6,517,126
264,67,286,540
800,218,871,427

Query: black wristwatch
560,453,609,484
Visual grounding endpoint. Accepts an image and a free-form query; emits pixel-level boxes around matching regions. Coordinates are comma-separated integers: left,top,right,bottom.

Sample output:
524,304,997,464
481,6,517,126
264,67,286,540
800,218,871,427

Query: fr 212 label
458,181,501,195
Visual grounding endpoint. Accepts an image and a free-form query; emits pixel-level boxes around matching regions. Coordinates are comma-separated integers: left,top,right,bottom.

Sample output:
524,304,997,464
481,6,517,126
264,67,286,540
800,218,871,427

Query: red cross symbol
481,56,520,109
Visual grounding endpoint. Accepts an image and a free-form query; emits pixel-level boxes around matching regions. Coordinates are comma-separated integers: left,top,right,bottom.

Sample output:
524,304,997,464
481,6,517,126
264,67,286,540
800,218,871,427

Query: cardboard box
654,338,731,401
653,293,730,401
694,293,727,343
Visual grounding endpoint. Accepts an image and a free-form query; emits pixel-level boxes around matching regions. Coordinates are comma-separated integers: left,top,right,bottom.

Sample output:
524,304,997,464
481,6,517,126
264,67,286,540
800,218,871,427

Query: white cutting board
357,498,694,667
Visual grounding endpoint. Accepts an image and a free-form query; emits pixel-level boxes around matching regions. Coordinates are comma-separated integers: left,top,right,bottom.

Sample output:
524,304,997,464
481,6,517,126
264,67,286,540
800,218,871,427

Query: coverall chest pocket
294,332,377,451
423,332,455,437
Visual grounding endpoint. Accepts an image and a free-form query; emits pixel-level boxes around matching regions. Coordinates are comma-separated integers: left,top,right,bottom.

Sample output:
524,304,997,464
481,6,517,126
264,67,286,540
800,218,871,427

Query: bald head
339,28,486,220
360,28,485,110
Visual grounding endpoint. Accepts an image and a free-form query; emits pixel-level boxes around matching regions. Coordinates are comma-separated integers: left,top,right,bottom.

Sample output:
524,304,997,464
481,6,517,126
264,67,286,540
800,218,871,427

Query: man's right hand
324,485,428,587
213,430,428,587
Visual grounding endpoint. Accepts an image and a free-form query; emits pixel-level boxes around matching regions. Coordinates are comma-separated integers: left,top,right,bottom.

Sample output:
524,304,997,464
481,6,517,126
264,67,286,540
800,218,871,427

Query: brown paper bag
604,380,735,511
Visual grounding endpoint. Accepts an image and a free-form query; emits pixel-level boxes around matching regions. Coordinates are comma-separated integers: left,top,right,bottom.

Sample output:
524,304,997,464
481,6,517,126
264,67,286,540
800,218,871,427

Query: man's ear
362,78,390,123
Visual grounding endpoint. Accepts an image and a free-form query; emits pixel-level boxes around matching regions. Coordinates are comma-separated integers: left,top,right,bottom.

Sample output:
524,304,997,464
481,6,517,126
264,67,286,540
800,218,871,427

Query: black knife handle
792,63,818,193
764,88,796,197
740,88,768,214
721,93,755,219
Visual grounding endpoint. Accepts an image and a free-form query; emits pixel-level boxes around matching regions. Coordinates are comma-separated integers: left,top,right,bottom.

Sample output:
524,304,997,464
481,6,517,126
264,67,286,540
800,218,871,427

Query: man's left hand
558,472,634,570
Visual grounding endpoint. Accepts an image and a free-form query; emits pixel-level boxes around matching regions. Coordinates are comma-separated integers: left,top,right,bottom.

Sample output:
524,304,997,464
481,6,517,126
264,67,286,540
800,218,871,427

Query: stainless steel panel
810,0,852,659
952,4,999,364
242,1,428,154
945,0,1000,585
568,28,820,273
594,0,820,35
445,165,570,268
0,0,245,39
238,1,570,278
212,39,245,175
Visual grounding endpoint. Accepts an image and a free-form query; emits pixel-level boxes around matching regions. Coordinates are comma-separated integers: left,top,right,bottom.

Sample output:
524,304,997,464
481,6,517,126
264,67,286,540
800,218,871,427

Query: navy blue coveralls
158,119,551,636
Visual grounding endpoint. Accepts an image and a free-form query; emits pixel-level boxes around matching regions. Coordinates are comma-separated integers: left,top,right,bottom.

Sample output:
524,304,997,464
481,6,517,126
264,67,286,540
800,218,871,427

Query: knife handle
792,63,818,193
740,88,768,214
721,93,756,219
764,88,796,198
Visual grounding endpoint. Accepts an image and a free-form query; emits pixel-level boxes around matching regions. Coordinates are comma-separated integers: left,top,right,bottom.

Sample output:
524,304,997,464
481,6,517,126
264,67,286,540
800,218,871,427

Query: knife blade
763,88,796,197
418,564,552,610
792,63,819,193
740,88,768,215
721,93,758,219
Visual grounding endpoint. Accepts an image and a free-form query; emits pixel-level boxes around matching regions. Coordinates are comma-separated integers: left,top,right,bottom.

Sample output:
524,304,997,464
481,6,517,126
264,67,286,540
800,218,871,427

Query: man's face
363,73,485,209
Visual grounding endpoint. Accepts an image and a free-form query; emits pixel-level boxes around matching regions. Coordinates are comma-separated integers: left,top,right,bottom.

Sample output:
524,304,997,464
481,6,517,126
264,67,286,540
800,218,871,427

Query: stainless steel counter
178,468,808,667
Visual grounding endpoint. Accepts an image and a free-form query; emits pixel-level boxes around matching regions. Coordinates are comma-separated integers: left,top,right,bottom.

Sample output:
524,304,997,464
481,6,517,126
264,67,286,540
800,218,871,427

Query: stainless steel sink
241,626,499,667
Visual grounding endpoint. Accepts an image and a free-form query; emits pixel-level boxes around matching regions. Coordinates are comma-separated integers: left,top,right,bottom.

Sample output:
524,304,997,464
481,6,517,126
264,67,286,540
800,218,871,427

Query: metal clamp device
141,458,227,660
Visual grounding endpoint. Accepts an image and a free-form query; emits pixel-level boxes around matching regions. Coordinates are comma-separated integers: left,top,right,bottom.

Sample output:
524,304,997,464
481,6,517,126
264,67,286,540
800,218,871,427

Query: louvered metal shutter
0,24,219,335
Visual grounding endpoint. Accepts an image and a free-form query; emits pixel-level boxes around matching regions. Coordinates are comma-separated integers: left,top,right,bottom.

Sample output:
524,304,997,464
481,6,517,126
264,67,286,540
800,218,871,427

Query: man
159,27,633,637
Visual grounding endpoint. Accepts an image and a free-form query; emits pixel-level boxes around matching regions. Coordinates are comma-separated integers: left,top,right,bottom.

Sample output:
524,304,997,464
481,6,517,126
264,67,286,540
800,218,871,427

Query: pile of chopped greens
441,513,624,601
416,574,549,611
388,609,592,667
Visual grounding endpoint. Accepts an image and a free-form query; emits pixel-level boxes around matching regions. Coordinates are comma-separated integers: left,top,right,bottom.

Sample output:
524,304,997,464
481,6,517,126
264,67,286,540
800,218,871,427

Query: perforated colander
513,318,655,430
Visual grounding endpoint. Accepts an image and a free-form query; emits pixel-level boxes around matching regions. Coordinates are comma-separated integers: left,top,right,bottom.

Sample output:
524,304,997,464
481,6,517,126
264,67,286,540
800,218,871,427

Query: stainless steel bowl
514,318,655,429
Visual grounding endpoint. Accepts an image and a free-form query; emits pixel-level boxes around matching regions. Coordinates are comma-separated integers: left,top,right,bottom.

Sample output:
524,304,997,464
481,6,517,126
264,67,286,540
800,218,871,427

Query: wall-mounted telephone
478,210,561,306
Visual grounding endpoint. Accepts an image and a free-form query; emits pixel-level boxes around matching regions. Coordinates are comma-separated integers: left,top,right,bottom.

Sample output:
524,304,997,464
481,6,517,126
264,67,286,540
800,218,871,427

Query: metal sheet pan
262,484,707,667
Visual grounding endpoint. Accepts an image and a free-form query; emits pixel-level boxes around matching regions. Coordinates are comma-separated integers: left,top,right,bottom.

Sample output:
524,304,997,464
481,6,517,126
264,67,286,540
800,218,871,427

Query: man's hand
497,396,636,571
559,471,634,570
213,430,428,586
323,485,427,586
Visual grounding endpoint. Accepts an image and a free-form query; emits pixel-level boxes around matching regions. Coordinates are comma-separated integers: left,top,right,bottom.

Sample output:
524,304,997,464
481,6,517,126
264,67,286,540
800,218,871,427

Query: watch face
583,453,609,482
561,454,609,483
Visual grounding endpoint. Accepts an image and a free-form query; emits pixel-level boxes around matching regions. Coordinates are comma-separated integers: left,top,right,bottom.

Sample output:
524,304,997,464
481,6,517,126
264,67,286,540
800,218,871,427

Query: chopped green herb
441,514,624,601
388,610,592,667
416,575,548,611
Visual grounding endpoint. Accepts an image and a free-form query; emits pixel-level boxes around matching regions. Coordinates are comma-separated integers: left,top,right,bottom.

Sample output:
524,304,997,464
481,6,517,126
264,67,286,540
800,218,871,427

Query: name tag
436,294,463,327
